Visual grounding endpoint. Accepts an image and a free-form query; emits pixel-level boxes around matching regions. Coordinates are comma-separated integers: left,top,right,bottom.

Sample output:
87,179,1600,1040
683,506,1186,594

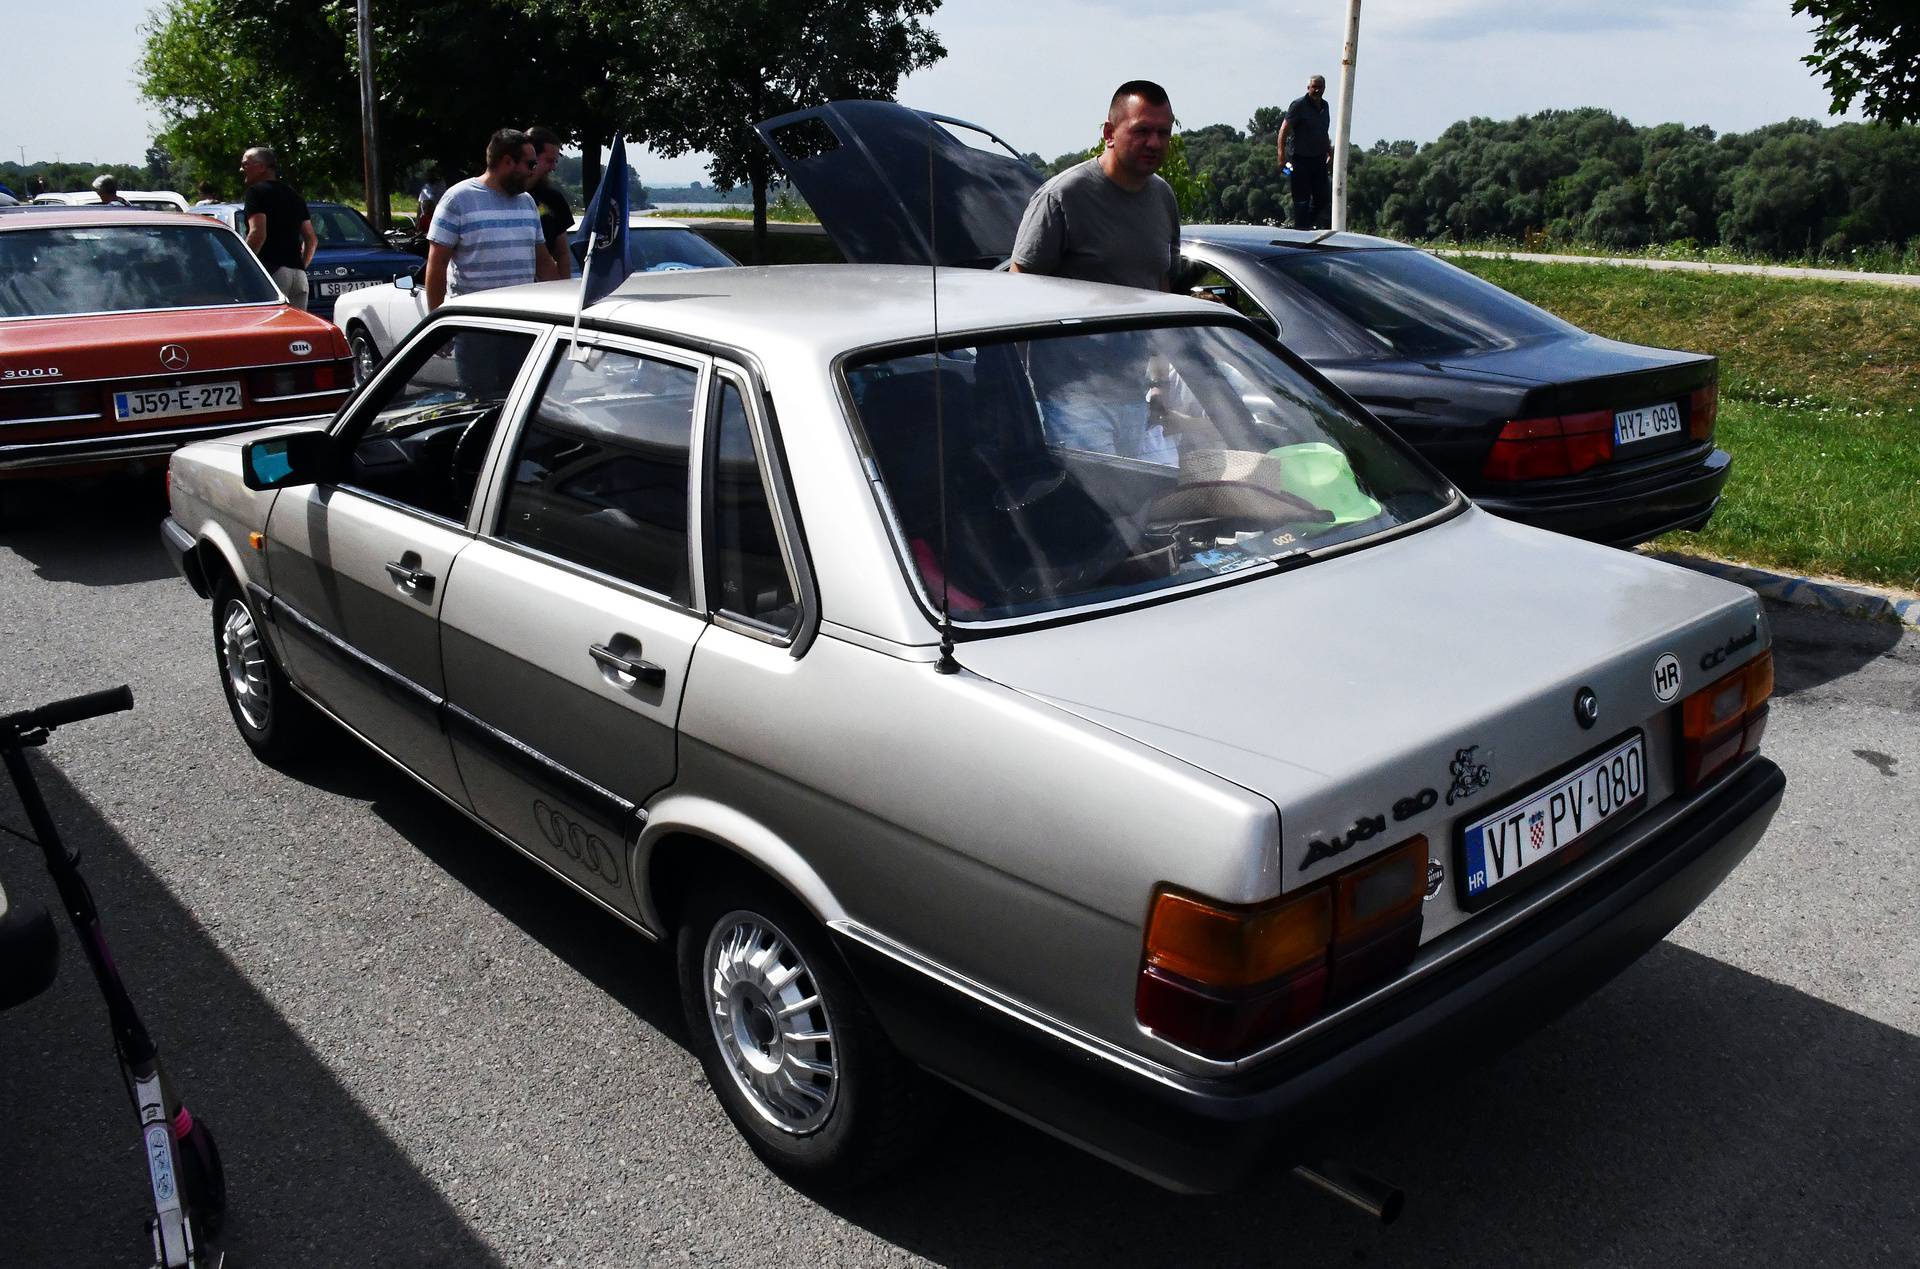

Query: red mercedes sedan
0,208,352,482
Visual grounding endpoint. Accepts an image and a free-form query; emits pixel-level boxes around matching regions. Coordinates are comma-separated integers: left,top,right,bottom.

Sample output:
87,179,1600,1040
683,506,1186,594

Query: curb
1651,552,1920,630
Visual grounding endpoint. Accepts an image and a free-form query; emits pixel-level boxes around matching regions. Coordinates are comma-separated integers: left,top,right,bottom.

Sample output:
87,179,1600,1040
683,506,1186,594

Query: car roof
0,207,239,232
1181,224,1411,254
447,264,1229,357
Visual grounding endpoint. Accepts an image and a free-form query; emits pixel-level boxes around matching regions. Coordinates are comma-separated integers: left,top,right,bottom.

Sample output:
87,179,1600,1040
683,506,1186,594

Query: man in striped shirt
424,129,561,311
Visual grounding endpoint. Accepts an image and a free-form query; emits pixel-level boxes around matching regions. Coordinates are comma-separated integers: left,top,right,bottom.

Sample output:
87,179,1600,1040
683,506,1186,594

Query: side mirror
242,430,337,491
395,273,417,293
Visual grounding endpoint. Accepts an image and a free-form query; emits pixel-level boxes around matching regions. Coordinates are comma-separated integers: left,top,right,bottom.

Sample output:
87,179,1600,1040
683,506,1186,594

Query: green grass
670,199,818,224
1429,236,1920,276
1452,258,1920,589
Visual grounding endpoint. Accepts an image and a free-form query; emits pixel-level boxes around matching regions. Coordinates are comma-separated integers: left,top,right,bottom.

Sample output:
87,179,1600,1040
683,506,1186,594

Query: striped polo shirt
426,177,542,296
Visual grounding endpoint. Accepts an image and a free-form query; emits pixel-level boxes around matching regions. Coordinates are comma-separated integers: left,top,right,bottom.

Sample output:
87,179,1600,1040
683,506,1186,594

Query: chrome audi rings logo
532,799,622,885
158,344,190,371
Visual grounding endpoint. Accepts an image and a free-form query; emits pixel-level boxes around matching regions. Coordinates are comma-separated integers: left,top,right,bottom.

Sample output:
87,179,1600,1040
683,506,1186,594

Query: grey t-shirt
1010,159,1180,292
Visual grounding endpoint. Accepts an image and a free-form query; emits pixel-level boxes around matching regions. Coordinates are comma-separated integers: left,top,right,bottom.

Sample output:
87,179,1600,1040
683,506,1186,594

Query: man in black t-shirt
526,126,574,279
238,146,317,309
1276,74,1333,230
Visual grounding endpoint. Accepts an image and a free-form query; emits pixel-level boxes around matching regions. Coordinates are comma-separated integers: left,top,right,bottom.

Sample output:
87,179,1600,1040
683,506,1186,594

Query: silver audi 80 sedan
161,264,1784,1194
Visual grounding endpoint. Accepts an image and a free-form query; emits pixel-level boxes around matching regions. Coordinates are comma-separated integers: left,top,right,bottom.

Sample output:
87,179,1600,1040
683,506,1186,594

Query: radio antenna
930,117,959,675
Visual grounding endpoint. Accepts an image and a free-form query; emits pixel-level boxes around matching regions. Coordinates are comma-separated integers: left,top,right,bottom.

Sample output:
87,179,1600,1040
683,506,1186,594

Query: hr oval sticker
1653,653,1682,702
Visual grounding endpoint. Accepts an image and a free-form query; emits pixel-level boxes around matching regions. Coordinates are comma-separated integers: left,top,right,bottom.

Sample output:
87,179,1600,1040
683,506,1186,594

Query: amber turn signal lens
1144,888,1332,990
1680,650,1773,789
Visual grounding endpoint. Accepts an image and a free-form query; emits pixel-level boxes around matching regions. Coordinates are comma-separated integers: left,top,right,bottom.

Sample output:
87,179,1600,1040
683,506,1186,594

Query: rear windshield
0,224,281,318
631,228,736,271
312,204,384,247
846,322,1455,623
1260,248,1574,359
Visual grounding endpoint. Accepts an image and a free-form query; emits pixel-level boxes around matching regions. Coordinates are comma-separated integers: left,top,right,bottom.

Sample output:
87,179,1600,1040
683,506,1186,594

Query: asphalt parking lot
2,474,1916,1268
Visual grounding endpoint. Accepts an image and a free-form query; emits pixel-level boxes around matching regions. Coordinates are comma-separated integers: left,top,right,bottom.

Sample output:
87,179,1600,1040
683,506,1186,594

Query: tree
1793,0,1920,126
631,0,945,260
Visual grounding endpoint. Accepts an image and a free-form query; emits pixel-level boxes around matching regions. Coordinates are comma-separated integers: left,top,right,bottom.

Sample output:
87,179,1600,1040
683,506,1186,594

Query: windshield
0,224,281,317
631,227,736,271
1260,248,1574,359
312,204,384,247
846,323,1455,622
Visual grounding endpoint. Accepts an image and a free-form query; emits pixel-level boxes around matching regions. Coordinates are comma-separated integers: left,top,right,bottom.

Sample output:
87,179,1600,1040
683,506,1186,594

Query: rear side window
497,344,699,602
706,378,797,632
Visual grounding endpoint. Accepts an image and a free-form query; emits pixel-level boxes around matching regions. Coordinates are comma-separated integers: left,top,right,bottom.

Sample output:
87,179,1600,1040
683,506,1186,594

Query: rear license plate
1459,733,1646,906
319,279,381,297
113,381,242,422
1614,401,1683,447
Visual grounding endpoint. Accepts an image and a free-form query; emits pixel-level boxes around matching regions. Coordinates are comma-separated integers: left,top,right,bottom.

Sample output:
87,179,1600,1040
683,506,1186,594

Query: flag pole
568,230,599,361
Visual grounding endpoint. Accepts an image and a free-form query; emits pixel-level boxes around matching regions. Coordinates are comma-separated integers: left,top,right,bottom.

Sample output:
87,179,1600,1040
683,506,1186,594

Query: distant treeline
1051,109,1920,260
1219,110,1919,257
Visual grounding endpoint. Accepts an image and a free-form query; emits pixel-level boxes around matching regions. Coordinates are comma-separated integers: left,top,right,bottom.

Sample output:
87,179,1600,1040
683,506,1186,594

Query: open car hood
755,100,1038,268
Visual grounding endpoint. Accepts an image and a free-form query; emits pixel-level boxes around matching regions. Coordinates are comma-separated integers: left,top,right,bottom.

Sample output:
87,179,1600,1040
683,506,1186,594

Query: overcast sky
2,0,1859,183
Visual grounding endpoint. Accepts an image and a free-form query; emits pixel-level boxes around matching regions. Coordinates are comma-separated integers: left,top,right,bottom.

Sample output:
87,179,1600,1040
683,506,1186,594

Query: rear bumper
1474,446,1730,548
838,755,1784,1193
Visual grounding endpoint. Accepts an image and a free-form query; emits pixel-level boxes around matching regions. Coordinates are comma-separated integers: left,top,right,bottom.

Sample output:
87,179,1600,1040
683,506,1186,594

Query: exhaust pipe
1291,1160,1405,1224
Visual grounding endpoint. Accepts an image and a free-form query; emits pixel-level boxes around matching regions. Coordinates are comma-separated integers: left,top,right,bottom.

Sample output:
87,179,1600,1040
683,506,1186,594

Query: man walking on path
238,147,317,309
1276,74,1332,230
1010,79,1181,293
424,128,559,313
526,126,574,279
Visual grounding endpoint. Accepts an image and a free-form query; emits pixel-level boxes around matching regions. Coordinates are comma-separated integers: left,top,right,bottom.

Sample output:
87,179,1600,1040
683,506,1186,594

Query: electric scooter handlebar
1,685,134,740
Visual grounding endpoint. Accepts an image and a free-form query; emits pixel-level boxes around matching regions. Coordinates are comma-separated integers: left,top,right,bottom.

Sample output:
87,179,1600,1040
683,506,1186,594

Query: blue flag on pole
575,132,632,308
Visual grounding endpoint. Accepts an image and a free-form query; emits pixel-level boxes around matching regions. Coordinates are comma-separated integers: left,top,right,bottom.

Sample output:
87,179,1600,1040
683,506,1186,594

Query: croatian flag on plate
1528,810,1547,852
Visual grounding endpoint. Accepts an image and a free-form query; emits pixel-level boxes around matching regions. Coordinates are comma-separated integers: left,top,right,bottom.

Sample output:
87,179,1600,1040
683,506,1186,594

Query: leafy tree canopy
1793,0,1920,126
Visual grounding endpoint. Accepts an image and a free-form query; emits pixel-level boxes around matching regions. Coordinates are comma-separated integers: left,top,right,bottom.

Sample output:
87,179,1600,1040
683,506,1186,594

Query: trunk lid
959,508,1763,897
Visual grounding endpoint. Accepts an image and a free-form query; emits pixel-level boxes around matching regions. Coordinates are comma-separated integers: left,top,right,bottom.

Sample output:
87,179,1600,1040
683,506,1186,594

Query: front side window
497,344,699,601
343,325,536,521
707,378,798,632
846,322,1455,622
0,225,280,318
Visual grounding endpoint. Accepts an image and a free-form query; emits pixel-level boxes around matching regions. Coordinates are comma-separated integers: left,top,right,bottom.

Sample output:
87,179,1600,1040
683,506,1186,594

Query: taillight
248,360,350,400
1680,651,1772,790
0,382,100,423
1137,837,1429,1058
1482,412,1615,481
1688,381,1718,441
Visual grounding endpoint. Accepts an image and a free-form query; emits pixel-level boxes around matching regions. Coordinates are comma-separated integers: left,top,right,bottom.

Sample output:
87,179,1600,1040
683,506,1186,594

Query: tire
347,325,381,386
676,877,926,1190
211,575,317,763
174,1113,227,1239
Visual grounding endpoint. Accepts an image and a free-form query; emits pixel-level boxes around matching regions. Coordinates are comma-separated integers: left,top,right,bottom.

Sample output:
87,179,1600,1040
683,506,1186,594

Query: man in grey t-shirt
424,128,558,312
1010,79,1180,292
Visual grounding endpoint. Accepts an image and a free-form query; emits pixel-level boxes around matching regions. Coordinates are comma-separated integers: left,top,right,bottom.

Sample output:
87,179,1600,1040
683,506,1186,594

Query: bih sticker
1653,653,1681,702
288,340,312,356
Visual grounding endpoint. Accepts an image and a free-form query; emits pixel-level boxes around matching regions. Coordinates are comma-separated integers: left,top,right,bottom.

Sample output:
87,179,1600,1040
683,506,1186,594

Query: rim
219,598,272,732
351,332,377,384
703,911,838,1134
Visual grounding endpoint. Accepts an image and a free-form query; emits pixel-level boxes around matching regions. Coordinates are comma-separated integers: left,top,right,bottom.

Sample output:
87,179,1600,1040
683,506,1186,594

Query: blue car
192,200,421,322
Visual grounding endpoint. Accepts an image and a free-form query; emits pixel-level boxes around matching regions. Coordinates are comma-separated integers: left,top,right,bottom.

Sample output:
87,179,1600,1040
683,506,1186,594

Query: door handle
590,642,666,687
384,560,435,596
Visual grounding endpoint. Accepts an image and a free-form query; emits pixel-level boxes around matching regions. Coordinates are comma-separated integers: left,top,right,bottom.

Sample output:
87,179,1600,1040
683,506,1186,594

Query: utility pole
1331,0,1362,231
356,0,387,230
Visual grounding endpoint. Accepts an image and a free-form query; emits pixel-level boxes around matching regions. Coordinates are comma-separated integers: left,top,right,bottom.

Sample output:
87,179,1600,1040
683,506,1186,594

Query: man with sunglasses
1276,74,1333,230
424,128,562,313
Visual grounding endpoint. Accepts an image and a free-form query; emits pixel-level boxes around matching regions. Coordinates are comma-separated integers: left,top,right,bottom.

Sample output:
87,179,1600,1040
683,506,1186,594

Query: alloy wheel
703,911,839,1134
220,598,272,732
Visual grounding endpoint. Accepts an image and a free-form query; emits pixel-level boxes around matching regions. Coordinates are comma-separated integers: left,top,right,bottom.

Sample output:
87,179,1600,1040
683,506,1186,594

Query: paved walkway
1438,248,1920,289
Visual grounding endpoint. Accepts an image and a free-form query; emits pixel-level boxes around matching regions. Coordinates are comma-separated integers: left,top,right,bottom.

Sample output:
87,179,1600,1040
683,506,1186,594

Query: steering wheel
447,407,500,496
